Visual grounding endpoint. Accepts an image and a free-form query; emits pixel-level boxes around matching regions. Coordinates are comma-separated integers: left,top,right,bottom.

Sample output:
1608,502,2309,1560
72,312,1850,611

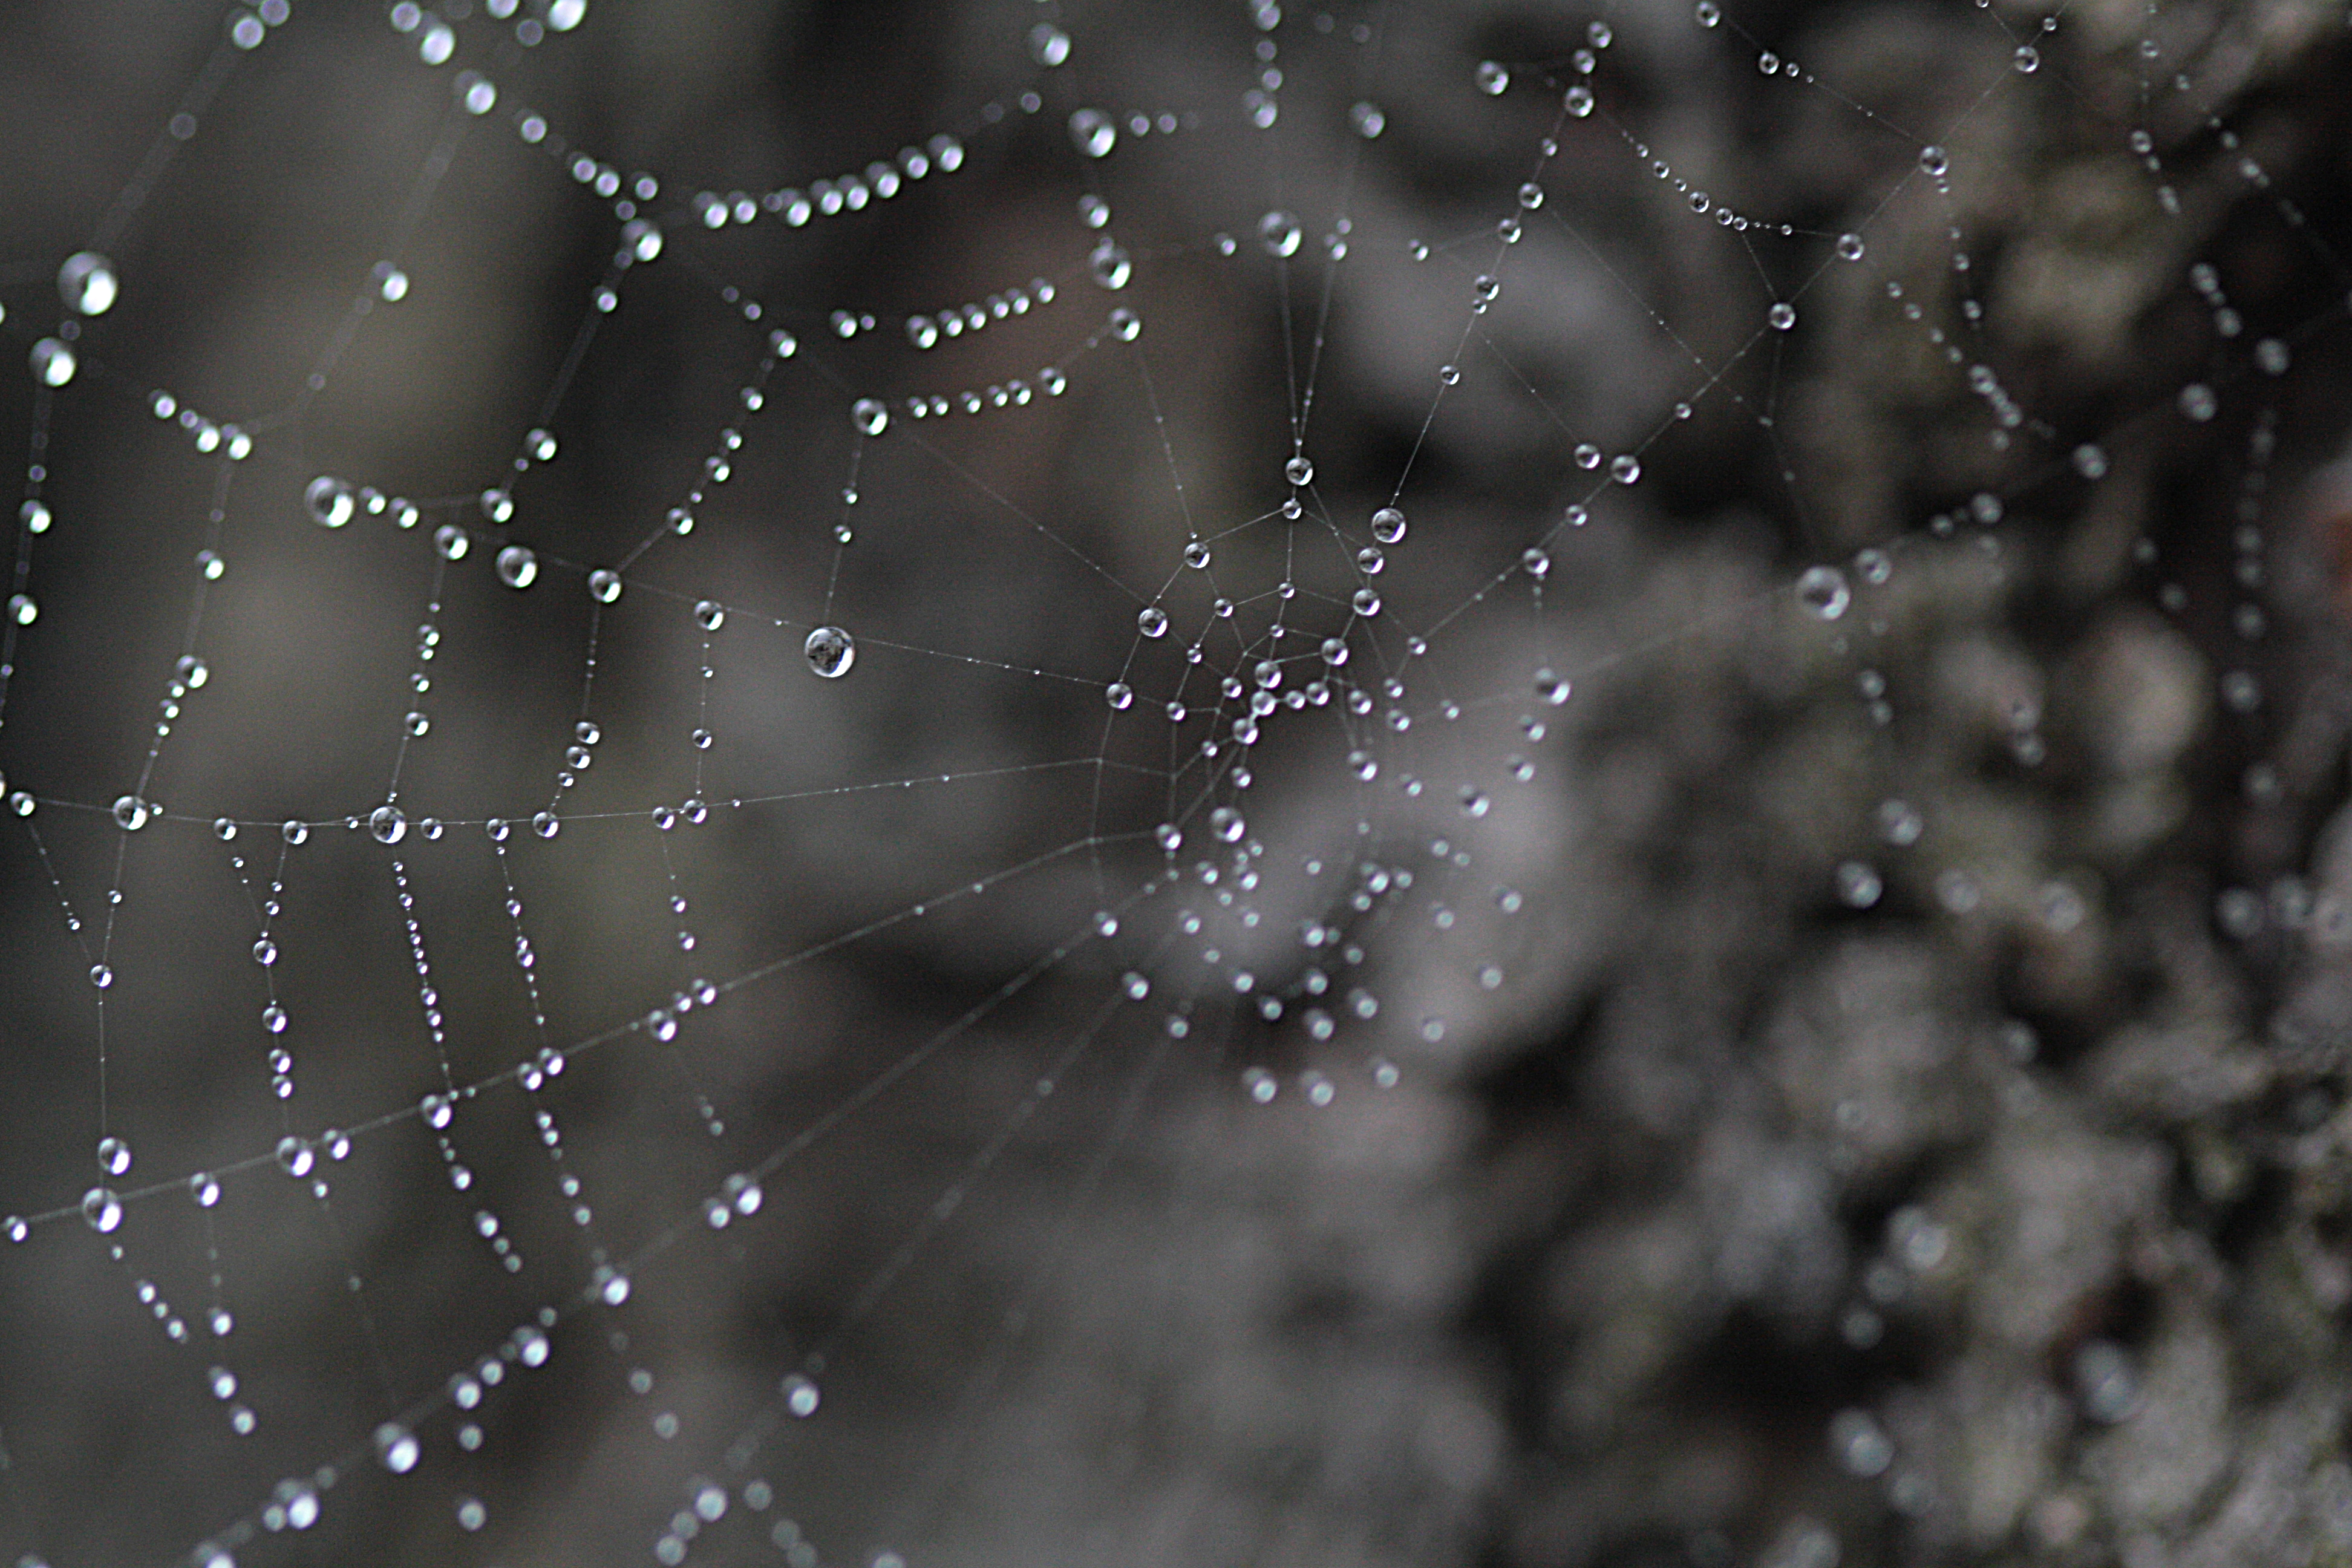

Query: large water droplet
621,216,662,263
1029,22,1070,65
59,252,118,315
82,1187,122,1232
1258,211,1302,258
374,1422,420,1474
305,477,353,528
852,397,889,436
1475,60,1510,94
495,545,537,589
1089,240,1131,290
1797,564,1851,619
29,339,75,387
1068,108,1116,158
805,626,855,679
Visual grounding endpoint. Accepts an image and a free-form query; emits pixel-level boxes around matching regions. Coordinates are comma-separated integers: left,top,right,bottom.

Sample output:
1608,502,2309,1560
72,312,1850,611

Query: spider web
0,1,2346,1566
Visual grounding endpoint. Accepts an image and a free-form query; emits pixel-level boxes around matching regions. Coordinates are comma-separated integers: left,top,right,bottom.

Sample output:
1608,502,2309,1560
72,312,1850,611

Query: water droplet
369,805,406,844
59,252,117,315
275,1137,314,1178
1797,564,1851,619
1183,540,1212,569
434,525,469,561
1768,301,1796,331
1523,547,1550,578
1610,453,1642,484
113,795,152,831
589,568,623,603
1350,101,1385,138
1564,83,1593,117
1258,211,1302,257
1109,307,1140,341
1069,108,1116,158
2178,382,2216,422
783,1373,820,1416
374,1422,420,1474
1535,668,1571,705
852,397,889,436
2072,443,2109,479
1028,21,1070,65
1370,506,1406,544
1351,588,1382,617
805,626,855,679
2013,43,2039,72
1837,861,1883,907
495,545,537,589
1829,1409,1893,1476
97,1136,132,1176
1137,606,1168,638
82,1187,122,1232
30,339,75,387
1089,239,1131,289
1695,0,1720,24
1475,60,1509,94
1837,232,1866,261
305,477,354,528
694,599,725,631
1918,145,1949,178
1106,682,1133,710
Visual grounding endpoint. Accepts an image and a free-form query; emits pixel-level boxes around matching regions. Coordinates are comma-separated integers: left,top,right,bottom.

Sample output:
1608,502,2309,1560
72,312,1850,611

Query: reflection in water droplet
805,626,855,679
1069,108,1116,158
1797,565,1852,619
59,252,118,315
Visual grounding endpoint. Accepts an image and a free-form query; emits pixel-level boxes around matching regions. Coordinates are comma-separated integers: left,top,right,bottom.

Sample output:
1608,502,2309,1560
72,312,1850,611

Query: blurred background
3,1,2352,1565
